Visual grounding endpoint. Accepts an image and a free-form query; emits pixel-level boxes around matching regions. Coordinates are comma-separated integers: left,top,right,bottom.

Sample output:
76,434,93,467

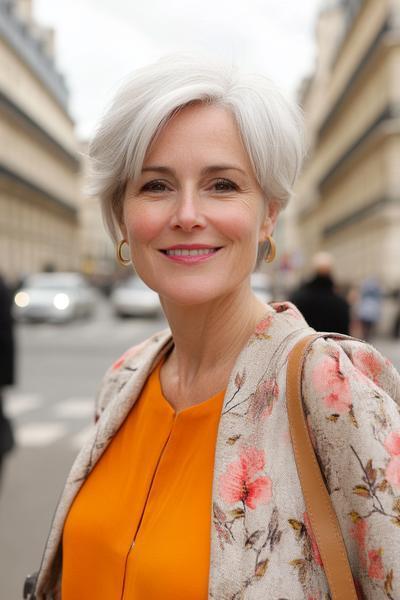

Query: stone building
78,142,116,287
0,0,81,284
284,0,400,320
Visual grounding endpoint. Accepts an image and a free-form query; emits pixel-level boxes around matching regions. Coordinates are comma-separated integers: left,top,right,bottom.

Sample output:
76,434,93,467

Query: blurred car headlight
15,291,30,308
53,293,70,310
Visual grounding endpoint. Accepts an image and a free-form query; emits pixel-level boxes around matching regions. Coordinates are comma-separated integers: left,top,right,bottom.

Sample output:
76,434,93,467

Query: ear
259,200,280,242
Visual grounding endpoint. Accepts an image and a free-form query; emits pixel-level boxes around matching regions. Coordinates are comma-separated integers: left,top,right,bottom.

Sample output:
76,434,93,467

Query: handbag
287,333,358,600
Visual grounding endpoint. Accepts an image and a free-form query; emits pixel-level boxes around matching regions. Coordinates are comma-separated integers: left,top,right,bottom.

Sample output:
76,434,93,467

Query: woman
25,55,400,600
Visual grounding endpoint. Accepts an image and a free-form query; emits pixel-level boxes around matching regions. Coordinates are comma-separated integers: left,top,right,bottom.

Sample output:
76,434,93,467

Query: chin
158,283,231,308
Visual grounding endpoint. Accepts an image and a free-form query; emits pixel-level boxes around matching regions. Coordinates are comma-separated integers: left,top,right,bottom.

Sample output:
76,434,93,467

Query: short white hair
87,53,306,242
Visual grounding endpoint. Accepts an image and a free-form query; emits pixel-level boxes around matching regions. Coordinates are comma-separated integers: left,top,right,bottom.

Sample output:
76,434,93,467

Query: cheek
123,205,164,245
215,208,261,244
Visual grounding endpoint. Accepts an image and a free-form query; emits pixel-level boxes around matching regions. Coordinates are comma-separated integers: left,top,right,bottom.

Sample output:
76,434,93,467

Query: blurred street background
1,0,400,597
0,301,167,599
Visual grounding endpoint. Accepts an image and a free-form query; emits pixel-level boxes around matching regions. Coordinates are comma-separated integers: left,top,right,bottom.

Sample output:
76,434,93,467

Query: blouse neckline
153,357,226,418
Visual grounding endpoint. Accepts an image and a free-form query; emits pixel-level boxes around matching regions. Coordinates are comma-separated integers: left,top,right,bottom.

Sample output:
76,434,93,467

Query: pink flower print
384,431,400,456
386,456,400,490
254,315,273,336
353,349,383,385
111,340,147,371
312,351,352,413
367,548,385,580
350,517,368,569
249,378,279,420
219,446,272,510
271,301,303,319
324,392,352,413
262,379,279,418
111,348,132,371
112,355,126,371
111,344,143,371
271,302,288,313
303,512,323,566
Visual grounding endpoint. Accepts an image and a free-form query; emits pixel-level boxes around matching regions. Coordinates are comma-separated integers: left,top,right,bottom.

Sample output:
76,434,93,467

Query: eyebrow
141,165,246,176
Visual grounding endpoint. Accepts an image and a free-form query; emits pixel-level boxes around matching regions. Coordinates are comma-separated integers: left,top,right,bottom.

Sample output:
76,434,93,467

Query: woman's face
121,103,279,306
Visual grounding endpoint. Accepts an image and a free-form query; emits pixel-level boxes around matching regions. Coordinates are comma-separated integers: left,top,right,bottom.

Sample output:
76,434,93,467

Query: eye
140,180,170,193
212,178,238,192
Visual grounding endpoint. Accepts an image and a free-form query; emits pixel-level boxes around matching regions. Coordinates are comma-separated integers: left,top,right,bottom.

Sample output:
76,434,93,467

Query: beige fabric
32,302,400,599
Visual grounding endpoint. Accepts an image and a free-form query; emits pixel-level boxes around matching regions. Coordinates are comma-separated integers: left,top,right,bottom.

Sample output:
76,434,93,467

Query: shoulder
301,334,400,505
303,336,400,410
94,328,171,421
302,335,400,444
301,336,400,593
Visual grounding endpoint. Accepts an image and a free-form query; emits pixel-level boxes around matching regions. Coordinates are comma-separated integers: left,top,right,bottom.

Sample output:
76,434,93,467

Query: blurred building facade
0,0,81,284
78,142,116,287
285,0,400,310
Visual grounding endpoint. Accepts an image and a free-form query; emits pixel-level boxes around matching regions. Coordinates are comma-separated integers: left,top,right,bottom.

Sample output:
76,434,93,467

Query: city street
0,298,167,599
0,300,399,599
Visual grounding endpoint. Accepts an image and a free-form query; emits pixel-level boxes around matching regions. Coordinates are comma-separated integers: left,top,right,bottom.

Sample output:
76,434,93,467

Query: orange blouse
61,358,225,599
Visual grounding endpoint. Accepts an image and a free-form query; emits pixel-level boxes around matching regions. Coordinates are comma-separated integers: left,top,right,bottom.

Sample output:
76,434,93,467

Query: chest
159,368,229,413
62,381,223,599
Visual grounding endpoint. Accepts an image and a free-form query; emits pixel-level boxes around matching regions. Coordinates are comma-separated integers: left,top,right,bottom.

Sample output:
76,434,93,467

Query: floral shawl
30,302,400,600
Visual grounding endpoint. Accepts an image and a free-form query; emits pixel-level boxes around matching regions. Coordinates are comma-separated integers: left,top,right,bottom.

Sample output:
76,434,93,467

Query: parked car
110,276,162,318
13,272,96,323
251,272,272,304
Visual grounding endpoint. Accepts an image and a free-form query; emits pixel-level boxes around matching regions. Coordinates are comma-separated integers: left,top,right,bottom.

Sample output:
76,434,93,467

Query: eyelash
213,178,238,192
141,180,169,192
140,178,239,193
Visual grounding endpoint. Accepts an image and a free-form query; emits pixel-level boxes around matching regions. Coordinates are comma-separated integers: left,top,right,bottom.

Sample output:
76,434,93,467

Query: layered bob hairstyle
87,54,306,242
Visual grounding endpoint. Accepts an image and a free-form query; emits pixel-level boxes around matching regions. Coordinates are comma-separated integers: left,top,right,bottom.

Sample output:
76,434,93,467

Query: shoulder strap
286,333,358,600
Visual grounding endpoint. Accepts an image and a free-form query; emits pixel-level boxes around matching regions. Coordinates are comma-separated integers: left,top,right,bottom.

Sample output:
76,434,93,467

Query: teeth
165,248,217,256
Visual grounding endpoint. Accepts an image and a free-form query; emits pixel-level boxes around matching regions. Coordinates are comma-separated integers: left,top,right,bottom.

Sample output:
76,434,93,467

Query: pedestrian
290,252,350,334
392,288,400,339
356,277,382,341
25,54,400,600
0,274,16,487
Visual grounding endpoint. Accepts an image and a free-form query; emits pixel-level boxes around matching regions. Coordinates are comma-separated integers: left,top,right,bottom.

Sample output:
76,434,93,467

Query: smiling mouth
160,248,222,256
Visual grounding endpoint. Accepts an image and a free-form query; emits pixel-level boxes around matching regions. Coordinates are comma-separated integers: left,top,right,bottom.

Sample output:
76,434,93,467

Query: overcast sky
33,0,321,139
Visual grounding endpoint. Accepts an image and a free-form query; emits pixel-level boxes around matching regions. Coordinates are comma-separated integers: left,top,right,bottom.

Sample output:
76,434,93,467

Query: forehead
144,103,252,168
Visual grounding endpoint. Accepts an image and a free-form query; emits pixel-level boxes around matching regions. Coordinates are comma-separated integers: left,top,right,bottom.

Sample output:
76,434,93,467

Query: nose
169,187,206,231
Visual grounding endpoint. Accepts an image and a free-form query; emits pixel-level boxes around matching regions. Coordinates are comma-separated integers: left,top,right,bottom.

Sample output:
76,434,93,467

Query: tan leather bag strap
287,333,358,600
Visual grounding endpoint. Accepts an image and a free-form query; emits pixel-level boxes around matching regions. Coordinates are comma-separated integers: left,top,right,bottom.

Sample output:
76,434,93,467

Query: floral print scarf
31,302,400,599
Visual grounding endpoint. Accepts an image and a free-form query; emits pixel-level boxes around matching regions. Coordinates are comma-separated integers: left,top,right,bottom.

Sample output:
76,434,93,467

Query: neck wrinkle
160,286,272,388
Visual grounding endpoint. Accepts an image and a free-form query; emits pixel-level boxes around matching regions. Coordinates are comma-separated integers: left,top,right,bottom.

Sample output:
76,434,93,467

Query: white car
110,277,162,318
14,272,96,323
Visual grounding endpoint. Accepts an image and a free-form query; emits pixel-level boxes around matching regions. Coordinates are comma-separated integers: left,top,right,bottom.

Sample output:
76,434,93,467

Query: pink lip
159,247,222,265
161,244,220,250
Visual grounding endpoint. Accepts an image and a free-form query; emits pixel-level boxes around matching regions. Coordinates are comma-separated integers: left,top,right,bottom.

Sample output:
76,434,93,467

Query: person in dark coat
290,252,350,334
0,274,16,486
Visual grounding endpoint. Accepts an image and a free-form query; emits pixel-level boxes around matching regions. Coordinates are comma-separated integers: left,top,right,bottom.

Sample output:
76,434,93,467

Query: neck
159,283,271,389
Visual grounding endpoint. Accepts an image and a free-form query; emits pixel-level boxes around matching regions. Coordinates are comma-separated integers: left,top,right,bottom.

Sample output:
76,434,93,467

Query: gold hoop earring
116,239,131,266
264,235,276,263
